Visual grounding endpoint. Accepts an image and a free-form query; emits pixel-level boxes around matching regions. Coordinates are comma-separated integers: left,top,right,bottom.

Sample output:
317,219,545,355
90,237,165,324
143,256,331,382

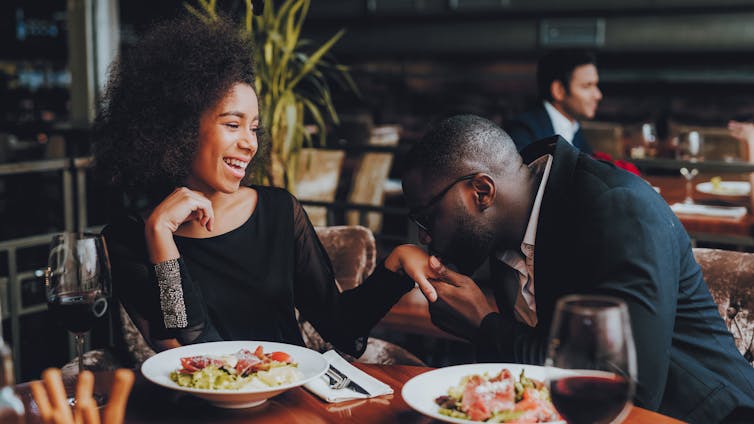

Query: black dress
103,186,414,356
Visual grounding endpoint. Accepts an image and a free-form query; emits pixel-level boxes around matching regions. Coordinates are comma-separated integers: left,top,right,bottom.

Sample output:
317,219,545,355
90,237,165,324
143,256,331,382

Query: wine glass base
67,392,108,408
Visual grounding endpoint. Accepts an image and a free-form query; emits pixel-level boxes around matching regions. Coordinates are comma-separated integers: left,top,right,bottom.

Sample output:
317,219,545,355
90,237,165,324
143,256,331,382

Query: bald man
402,114,754,423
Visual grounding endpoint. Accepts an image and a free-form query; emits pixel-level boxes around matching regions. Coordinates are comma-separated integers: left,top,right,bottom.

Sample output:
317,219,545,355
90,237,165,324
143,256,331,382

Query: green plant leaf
288,29,345,89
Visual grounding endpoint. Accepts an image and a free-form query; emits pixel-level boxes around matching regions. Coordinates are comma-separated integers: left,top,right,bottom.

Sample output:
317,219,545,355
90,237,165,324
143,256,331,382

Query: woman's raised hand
148,187,215,233
384,244,439,302
145,187,214,263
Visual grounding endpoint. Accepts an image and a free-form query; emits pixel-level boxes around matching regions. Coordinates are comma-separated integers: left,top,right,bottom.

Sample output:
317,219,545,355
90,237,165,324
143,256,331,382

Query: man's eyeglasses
408,173,478,234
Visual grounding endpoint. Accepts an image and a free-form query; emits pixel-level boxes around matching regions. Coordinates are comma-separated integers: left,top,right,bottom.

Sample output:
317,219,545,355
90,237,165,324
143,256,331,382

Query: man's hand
426,256,495,339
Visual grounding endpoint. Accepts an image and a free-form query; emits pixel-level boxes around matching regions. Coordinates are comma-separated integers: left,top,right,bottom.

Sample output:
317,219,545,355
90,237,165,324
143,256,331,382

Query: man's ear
470,174,495,210
551,80,566,102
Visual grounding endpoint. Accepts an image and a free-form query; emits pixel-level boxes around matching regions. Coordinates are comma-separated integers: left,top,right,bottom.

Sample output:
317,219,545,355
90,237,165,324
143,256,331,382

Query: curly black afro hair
92,15,263,202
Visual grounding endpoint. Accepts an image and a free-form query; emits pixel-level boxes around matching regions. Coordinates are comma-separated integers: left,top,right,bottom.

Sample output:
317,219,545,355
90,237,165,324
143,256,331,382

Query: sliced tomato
268,351,292,363
235,357,260,376
254,345,265,359
180,356,210,372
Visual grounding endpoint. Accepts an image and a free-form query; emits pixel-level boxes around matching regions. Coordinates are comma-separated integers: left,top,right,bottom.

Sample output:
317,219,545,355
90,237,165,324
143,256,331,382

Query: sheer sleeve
102,215,222,346
290,196,414,357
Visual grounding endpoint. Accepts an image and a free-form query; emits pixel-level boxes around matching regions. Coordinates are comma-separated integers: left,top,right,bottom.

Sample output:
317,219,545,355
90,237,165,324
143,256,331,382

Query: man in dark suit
402,114,754,423
505,50,602,153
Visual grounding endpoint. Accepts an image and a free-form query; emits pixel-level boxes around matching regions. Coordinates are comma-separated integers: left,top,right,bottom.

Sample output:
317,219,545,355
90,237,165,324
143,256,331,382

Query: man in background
506,50,602,153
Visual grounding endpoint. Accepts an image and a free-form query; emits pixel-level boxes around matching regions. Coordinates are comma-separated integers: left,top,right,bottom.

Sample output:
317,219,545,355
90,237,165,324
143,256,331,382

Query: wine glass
680,167,699,205
45,232,112,405
546,295,637,424
677,130,704,162
677,131,703,205
640,123,658,158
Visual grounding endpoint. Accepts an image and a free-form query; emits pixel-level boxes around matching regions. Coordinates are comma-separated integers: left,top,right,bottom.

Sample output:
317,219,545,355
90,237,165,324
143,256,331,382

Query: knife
329,365,370,396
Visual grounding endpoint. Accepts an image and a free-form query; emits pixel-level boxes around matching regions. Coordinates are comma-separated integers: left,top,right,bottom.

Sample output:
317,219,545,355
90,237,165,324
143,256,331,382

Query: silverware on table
326,365,370,396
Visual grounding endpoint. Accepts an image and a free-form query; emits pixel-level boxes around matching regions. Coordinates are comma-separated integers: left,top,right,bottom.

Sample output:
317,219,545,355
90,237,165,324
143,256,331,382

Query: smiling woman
189,83,260,196
91,16,436,362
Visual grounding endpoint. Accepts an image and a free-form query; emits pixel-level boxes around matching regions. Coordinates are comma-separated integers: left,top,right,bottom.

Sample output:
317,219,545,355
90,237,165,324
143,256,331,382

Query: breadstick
73,370,95,424
77,397,100,424
103,369,135,424
76,370,94,403
42,368,74,424
30,380,54,424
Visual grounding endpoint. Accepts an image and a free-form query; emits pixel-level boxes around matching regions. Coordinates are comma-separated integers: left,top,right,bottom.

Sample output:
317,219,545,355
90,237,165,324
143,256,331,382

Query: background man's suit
505,104,593,153
473,137,754,423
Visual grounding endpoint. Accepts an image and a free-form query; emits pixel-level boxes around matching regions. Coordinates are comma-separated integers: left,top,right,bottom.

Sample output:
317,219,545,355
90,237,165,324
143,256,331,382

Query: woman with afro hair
93,16,431,356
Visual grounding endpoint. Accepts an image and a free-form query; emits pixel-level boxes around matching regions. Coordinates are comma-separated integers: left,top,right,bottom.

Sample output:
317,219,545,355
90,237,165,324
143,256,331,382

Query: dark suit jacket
473,137,754,423
505,103,593,154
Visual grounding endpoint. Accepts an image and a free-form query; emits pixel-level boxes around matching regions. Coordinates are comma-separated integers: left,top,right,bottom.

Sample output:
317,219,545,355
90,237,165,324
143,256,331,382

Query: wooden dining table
15,363,683,423
644,174,754,244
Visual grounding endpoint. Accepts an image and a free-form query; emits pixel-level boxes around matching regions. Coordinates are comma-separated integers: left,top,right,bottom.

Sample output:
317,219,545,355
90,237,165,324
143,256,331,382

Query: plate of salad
142,340,328,408
402,363,565,423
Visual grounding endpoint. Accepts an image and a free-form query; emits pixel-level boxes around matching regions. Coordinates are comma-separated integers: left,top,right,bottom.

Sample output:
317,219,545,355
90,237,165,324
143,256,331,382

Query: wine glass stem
75,333,85,374
684,178,694,204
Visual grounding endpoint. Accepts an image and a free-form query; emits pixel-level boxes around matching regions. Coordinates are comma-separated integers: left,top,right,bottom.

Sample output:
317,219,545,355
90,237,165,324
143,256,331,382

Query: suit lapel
521,138,582,328
489,256,518,321
533,104,556,141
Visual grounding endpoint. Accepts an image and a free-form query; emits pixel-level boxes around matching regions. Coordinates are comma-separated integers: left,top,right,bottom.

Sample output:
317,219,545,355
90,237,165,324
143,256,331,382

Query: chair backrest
580,121,624,158
345,125,401,233
693,247,754,363
293,148,345,226
314,225,376,291
118,225,378,365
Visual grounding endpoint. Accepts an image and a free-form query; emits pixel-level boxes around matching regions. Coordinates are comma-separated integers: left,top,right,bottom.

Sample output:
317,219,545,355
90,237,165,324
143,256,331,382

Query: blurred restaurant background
3,0,754,382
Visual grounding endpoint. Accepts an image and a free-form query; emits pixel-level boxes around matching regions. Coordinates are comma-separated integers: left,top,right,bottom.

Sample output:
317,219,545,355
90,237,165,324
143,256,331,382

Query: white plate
141,340,328,409
402,363,566,424
696,181,751,196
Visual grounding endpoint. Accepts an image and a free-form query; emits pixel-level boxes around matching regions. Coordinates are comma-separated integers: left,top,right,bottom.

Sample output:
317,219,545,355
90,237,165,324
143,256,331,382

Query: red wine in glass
46,232,112,406
550,374,631,424
546,295,637,424
47,291,108,334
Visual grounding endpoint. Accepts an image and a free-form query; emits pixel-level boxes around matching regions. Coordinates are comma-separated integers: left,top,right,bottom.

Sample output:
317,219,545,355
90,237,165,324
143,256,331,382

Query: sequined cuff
154,258,188,329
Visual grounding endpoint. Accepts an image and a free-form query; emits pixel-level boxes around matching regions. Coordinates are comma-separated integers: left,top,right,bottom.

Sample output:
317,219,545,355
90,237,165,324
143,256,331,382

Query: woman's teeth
223,158,248,169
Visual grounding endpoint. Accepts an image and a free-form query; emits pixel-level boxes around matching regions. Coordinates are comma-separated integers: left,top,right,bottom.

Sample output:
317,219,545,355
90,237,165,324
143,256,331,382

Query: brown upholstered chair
62,225,423,377
693,247,754,363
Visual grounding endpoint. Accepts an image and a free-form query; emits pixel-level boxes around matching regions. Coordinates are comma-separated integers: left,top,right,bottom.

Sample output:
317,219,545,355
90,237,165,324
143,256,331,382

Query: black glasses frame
408,173,478,234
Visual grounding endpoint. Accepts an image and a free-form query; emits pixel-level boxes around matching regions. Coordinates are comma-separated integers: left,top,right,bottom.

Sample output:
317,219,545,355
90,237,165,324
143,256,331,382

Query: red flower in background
592,152,641,176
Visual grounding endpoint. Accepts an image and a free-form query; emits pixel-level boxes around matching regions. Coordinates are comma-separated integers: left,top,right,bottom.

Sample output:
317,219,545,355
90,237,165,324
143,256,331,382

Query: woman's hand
728,120,754,143
384,244,440,302
144,187,214,263
147,187,215,233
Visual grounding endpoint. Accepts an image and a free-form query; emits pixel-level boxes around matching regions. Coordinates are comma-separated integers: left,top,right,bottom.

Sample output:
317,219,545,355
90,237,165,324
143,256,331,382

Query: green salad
169,346,301,390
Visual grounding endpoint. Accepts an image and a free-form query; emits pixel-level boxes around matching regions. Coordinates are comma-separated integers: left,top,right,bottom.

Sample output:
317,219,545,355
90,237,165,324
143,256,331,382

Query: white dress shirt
495,154,553,327
543,101,579,144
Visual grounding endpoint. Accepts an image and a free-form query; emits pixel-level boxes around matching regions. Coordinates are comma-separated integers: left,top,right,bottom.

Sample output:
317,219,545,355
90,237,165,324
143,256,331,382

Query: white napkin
304,350,393,403
671,203,747,219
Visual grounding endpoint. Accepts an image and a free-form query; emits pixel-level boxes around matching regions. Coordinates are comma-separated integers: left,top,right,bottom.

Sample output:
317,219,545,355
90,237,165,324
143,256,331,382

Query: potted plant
185,0,356,189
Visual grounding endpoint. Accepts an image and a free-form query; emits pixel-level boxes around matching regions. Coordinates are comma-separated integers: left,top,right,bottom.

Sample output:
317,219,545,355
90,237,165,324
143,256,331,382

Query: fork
325,367,351,390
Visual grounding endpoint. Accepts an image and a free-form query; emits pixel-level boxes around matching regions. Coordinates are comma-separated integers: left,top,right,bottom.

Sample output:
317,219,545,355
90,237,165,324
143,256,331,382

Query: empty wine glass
641,123,658,158
46,232,112,405
680,167,699,205
677,130,704,162
546,295,637,424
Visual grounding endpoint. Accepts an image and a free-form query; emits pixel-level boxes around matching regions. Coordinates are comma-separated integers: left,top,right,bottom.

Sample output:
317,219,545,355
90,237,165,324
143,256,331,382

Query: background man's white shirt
544,101,579,144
